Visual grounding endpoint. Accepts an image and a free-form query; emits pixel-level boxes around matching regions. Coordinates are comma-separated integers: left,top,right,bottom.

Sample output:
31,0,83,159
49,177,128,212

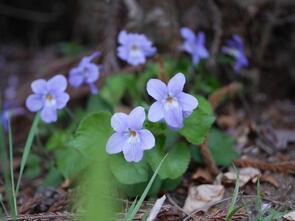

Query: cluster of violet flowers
106,72,198,162
24,28,248,162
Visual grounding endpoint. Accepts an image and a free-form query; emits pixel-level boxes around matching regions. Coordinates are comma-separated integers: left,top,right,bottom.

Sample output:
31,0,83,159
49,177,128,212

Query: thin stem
16,113,40,195
7,114,18,216
0,197,9,217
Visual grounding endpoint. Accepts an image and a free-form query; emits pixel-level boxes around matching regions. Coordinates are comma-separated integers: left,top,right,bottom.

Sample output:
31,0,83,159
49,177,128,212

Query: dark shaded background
0,0,294,100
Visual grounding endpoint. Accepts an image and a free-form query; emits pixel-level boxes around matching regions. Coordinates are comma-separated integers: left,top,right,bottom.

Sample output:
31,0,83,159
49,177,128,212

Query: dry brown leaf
147,195,166,221
192,168,214,183
217,114,238,128
208,82,243,111
260,174,279,188
183,185,225,213
284,211,295,220
223,167,260,187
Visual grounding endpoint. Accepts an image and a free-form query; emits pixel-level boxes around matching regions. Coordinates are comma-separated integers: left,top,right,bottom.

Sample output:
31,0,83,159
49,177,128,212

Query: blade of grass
16,113,40,195
0,114,14,216
125,197,138,219
0,194,8,217
226,168,240,221
125,154,168,221
7,115,17,217
256,179,263,220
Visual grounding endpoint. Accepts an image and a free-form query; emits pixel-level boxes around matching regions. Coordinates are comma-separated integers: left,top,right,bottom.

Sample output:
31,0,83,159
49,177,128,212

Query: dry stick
5,212,79,221
234,158,295,174
199,141,219,176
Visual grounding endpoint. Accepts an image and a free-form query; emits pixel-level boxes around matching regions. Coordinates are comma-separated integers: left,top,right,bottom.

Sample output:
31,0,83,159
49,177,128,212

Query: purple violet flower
222,35,249,72
180,27,209,65
69,52,101,94
26,75,70,123
1,75,24,130
147,73,198,129
117,30,157,66
106,106,155,163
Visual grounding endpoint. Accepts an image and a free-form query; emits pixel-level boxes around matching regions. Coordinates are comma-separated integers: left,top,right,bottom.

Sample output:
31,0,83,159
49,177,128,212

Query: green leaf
60,112,113,178
87,94,113,113
146,143,190,179
100,74,135,106
109,154,149,185
71,111,113,161
180,96,215,145
208,128,238,166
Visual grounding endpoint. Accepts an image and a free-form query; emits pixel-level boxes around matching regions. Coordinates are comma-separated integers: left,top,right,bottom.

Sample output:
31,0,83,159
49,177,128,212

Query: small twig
199,141,219,176
6,212,79,221
166,194,189,216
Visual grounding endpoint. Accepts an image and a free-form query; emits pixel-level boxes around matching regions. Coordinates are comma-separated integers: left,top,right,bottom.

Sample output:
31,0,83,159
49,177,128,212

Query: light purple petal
89,83,98,94
47,75,67,92
148,101,164,122
198,46,209,59
128,106,145,130
111,113,129,132
143,46,156,57
192,54,201,65
118,30,128,45
26,94,43,112
164,106,183,129
106,132,126,154
69,68,84,87
123,143,144,163
55,92,70,109
127,53,146,66
84,63,99,83
80,52,100,65
197,32,205,45
147,79,167,101
139,129,155,150
180,27,196,41
167,73,185,96
177,92,198,111
40,107,57,123
31,79,47,94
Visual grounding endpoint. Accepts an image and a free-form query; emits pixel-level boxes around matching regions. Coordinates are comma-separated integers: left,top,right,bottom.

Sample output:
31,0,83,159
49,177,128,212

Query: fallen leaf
223,167,260,187
192,168,214,183
261,173,279,188
208,82,243,111
147,195,166,221
183,184,224,213
284,211,295,220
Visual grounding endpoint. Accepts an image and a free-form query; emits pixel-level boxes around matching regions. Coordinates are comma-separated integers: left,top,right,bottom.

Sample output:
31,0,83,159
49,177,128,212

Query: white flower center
163,95,179,111
127,130,140,144
45,93,56,107
130,44,141,56
227,48,239,58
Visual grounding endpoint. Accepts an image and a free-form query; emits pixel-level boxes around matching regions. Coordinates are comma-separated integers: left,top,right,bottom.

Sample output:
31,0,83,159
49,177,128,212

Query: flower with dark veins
147,73,198,129
26,75,70,123
69,52,101,94
222,35,249,73
117,30,156,66
180,27,209,65
106,106,155,163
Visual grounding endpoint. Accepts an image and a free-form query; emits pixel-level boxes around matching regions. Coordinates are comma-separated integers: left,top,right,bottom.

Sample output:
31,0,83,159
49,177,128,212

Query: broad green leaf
180,96,215,145
208,128,239,166
109,154,149,185
87,94,113,113
59,112,112,178
24,153,41,179
71,111,112,160
146,143,190,179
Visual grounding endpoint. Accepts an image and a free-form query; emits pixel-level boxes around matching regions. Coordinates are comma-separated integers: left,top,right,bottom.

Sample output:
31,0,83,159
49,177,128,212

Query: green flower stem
7,114,18,217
